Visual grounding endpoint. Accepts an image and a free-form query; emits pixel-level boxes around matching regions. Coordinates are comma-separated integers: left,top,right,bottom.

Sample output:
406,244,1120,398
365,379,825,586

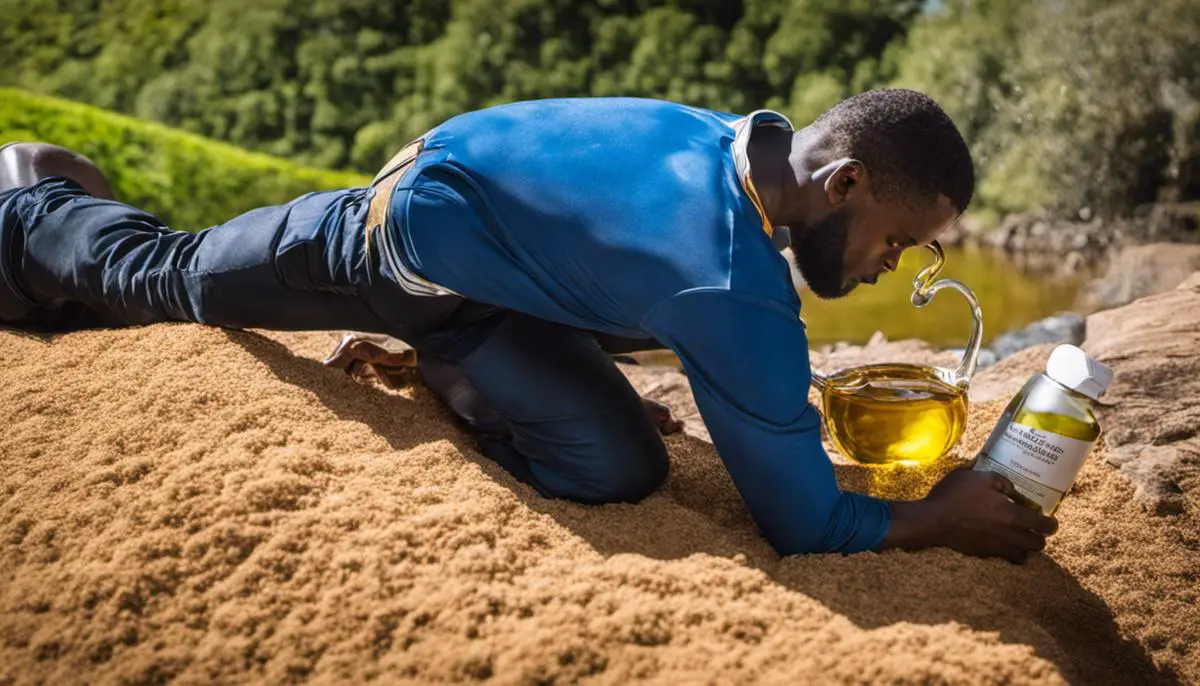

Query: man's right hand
883,463,1058,564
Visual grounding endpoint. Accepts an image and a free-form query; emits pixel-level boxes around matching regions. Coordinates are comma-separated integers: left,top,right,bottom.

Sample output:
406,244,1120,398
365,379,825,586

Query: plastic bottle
974,344,1114,515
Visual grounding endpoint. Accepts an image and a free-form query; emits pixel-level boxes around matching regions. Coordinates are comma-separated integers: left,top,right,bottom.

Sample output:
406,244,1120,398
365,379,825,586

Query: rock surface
1083,242,1200,310
978,212,1116,273
947,313,1086,374
1082,272,1200,516
988,312,1086,361
959,203,1200,274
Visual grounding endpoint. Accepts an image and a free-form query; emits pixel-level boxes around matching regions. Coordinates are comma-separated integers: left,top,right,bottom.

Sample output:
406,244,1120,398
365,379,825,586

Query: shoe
0,143,116,326
0,142,115,198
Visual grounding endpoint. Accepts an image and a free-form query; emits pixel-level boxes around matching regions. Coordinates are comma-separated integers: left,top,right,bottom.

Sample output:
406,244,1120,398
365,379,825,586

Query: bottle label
977,458,1065,514
985,421,1093,510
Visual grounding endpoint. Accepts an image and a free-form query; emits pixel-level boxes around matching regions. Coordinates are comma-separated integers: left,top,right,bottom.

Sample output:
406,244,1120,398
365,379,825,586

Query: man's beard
789,208,853,299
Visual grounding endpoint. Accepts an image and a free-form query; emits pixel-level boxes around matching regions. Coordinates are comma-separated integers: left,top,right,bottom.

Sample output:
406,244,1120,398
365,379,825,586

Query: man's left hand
641,396,684,435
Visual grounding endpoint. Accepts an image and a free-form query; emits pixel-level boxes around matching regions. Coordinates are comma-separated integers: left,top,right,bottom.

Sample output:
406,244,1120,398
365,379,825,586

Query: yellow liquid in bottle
998,407,1101,514
1011,409,1100,442
822,364,968,466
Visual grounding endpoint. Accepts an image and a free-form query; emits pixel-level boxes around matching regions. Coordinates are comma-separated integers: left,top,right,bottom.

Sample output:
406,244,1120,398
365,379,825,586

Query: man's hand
641,396,684,436
883,463,1058,564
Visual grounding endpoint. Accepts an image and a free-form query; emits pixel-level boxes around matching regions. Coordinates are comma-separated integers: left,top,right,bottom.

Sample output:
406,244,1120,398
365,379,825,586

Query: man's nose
881,248,904,272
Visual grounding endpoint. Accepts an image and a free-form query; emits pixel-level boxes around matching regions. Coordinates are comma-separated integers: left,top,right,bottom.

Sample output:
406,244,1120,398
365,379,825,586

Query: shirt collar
729,109,794,239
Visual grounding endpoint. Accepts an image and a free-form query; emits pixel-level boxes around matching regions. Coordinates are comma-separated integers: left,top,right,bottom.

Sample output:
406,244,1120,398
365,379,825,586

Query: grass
0,88,369,232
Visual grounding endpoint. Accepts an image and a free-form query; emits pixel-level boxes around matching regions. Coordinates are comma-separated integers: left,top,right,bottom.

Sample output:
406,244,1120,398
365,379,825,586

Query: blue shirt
387,97,891,554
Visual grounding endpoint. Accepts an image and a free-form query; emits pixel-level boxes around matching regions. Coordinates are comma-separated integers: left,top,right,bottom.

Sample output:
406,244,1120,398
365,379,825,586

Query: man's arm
644,288,889,553
644,288,1055,560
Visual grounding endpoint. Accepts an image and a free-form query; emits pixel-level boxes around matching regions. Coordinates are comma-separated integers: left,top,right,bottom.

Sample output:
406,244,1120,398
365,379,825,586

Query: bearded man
0,89,1055,561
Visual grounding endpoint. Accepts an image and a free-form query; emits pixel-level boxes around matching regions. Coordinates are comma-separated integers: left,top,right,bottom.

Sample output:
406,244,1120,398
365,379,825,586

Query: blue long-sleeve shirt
386,97,891,554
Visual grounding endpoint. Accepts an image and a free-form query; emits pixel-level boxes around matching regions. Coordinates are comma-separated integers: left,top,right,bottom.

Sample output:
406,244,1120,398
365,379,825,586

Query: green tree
890,0,1199,220
0,0,925,171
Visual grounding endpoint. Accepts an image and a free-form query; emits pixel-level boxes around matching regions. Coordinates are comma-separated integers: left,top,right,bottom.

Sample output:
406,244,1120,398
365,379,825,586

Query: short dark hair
813,88,975,214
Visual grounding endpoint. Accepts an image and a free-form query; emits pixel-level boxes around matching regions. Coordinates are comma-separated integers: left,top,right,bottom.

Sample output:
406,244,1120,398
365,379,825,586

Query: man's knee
537,432,670,505
602,445,669,503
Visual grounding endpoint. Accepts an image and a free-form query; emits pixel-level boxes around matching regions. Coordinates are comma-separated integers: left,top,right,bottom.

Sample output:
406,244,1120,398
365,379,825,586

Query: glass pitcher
810,241,983,466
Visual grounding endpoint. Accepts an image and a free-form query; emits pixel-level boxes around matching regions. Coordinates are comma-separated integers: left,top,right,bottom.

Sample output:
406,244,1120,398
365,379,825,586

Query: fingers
993,526,1046,564
991,502,1052,564
657,415,684,435
1008,504,1058,535
998,546,1030,565
983,473,1058,535
934,470,1056,564
640,397,670,423
640,397,683,435
1002,526,1047,553
987,472,1018,498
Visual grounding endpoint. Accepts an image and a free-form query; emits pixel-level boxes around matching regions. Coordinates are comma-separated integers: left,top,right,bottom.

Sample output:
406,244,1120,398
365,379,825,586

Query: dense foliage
0,88,367,231
888,0,1199,222
0,0,925,169
2,0,1195,220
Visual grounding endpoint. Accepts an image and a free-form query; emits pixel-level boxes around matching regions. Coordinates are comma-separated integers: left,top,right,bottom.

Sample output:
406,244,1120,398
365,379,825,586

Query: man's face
789,167,958,299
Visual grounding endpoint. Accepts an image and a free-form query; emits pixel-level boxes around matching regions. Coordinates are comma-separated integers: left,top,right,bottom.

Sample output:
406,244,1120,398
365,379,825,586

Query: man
0,89,1055,561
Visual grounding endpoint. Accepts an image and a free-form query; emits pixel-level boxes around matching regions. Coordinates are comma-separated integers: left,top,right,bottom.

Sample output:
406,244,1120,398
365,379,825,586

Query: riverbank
947,202,1200,276
804,205,1200,364
2,274,1198,683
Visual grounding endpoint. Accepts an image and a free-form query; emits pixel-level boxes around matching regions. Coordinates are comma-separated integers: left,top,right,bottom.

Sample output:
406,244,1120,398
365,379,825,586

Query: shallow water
799,245,1088,348
633,246,1089,367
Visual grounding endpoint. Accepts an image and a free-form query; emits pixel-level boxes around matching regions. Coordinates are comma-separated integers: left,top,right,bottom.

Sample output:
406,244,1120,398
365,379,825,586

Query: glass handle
810,370,830,392
911,241,984,386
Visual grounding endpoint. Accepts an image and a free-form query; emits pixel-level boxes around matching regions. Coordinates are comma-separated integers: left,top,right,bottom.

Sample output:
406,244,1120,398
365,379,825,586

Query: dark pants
0,179,668,503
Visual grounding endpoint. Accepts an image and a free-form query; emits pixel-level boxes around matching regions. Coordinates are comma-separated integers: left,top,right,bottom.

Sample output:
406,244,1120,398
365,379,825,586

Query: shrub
0,88,368,232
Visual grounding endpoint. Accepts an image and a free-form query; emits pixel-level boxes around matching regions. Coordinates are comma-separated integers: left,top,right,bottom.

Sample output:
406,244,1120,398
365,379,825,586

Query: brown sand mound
2,285,1197,683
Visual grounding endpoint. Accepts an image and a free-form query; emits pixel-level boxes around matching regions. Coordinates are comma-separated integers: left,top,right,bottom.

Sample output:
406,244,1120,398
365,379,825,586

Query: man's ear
822,159,865,208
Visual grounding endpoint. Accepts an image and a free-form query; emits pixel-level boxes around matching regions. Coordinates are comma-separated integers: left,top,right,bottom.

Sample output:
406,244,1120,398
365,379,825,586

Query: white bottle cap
1044,344,1113,400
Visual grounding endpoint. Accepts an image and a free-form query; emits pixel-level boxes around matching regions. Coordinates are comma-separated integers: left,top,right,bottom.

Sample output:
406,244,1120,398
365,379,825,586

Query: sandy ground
1,281,1197,684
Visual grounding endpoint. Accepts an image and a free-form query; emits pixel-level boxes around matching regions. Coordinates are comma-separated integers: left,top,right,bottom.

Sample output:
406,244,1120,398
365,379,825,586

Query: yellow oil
1000,407,1101,515
821,364,968,466
1011,409,1100,442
